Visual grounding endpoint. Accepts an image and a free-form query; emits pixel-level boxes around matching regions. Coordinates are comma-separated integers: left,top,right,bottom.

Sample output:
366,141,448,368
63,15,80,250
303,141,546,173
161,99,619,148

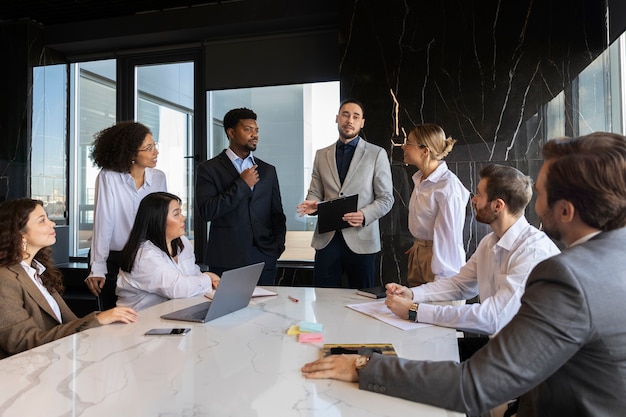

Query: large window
31,64,68,223
541,31,625,137
69,60,117,257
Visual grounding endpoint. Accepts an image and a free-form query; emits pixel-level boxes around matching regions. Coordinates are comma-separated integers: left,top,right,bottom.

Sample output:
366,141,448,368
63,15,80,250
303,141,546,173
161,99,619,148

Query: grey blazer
0,265,100,359
306,138,394,254
359,227,626,416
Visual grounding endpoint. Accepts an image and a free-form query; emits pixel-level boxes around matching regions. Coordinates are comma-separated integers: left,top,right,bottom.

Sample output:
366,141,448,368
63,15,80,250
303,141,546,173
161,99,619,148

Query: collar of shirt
568,230,602,247
495,216,531,252
225,147,255,171
120,168,155,188
414,160,448,184
20,259,46,283
336,136,360,150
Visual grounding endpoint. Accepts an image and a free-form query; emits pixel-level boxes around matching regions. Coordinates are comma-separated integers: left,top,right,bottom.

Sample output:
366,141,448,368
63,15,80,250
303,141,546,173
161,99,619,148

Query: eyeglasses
138,143,159,153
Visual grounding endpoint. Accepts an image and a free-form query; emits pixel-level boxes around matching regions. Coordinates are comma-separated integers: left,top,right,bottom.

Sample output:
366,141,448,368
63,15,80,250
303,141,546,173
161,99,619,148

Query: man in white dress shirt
386,164,560,359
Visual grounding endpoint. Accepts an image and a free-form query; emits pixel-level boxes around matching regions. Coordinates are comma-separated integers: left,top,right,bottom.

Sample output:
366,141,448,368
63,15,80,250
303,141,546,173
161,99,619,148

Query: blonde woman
402,124,469,286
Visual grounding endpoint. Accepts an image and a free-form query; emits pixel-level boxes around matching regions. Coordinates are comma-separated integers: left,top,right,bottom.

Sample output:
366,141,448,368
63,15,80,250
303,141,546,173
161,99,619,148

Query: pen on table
288,295,299,303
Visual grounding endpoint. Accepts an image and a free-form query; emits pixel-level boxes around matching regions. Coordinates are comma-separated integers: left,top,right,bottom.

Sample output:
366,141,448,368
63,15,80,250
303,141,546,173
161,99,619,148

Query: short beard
475,207,498,225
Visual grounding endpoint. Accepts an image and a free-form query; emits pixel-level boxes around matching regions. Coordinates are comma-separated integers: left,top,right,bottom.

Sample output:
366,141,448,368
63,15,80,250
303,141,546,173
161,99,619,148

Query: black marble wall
0,0,617,287
338,0,608,285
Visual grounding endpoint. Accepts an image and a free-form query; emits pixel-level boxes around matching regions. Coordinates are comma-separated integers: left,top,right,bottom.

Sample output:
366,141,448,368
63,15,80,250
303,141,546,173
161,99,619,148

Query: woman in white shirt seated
116,192,220,310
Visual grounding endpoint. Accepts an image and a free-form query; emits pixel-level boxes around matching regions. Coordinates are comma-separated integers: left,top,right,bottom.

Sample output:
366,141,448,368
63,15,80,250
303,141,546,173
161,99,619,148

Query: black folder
316,194,358,233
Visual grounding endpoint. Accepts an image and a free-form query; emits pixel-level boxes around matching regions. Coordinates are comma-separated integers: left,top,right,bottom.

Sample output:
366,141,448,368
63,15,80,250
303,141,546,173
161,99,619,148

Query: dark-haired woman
116,192,220,311
0,199,137,359
85,121,168,308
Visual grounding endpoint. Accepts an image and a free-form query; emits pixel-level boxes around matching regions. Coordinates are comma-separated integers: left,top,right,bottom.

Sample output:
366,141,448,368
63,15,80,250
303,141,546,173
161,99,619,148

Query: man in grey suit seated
302,132,626,416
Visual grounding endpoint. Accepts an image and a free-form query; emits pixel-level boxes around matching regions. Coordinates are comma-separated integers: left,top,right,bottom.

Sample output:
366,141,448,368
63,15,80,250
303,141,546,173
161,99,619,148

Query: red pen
288,295,299,303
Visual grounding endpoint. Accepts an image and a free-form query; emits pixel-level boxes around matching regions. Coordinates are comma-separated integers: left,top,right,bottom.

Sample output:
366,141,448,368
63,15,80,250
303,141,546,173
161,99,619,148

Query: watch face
355,355,369,369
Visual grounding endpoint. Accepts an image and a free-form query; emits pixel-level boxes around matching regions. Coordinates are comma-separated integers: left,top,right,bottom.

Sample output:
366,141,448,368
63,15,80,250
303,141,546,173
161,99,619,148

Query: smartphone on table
145,328,191,336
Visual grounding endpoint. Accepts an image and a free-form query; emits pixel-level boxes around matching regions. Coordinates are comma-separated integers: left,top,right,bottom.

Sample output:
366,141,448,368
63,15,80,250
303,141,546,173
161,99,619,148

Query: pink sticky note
298,332,323,343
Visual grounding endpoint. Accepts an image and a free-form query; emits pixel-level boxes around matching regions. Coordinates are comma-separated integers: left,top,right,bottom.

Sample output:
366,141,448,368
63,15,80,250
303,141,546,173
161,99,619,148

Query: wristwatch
408,303,419,322
355,355,370,373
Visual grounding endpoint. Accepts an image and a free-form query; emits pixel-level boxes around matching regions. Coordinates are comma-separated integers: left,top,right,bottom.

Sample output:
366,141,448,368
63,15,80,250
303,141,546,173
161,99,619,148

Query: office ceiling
0,0,239,26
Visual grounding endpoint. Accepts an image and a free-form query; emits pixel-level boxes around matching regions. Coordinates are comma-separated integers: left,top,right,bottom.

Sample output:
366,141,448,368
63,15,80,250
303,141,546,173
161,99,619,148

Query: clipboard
316,194,358,233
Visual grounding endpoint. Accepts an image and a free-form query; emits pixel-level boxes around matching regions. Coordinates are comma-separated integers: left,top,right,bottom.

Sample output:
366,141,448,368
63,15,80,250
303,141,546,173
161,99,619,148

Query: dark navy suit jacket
195,150,286,269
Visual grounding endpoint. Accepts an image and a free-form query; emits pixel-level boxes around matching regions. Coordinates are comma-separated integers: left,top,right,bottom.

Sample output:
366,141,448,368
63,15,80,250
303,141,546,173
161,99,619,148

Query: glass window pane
32,64,67,223
70,59,117,256
136,62,195,240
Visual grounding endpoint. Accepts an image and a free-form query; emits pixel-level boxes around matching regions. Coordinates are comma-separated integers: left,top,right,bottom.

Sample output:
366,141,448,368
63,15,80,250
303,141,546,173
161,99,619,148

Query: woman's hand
205,272,221,289
96,307,138,325
85,276,105,297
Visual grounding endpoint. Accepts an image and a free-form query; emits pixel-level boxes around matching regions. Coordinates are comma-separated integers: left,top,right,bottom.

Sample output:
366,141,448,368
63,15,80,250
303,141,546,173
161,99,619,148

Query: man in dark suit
195,108,286,285
302,132,626,416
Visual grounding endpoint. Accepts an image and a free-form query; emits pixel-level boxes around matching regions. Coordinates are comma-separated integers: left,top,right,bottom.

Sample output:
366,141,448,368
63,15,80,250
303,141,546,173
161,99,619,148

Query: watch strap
408,303,418,322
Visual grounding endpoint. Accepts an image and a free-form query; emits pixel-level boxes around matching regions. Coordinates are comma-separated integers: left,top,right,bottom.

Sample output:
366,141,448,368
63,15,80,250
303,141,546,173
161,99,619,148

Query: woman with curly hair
85,121,167,309
402,124,469,286
0,199,137,359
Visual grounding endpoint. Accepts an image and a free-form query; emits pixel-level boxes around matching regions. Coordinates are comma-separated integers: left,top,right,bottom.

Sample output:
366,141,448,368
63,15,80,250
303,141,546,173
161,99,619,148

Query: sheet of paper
346,300,432,331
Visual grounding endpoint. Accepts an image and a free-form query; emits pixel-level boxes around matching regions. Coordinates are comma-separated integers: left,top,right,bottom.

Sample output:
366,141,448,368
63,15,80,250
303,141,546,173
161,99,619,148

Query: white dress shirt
408,161,470,279
116,236,212,311
21,260,62,322
89,168,167,278
412,216,561,335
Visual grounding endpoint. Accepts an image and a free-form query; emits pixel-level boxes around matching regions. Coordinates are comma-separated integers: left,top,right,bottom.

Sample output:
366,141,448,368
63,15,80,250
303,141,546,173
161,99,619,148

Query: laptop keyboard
189,308,209,320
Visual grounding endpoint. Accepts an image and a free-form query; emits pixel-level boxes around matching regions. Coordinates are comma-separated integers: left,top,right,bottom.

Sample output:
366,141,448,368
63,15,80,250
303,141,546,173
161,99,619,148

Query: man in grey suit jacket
297,99,394,288
302,132,626,416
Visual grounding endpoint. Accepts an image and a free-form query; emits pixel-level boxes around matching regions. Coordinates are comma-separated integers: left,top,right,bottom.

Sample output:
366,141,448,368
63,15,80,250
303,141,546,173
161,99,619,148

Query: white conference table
0,287,463,417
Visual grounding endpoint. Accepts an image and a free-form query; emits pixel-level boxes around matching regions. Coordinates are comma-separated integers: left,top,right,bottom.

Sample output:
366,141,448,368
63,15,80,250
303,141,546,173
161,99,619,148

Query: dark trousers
313,231,375,288
457,335,489,362
209,245,278,286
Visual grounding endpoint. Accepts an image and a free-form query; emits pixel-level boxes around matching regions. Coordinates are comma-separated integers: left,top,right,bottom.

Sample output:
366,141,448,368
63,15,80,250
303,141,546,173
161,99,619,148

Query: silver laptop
161,262,265,323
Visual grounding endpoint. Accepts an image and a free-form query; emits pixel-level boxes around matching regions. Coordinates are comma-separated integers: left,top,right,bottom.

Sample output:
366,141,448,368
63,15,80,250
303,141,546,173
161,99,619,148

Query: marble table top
0,287,462,417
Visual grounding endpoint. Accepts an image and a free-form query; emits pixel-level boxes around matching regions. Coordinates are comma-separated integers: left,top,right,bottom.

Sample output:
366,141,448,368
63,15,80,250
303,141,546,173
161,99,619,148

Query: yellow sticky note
287,325,300,335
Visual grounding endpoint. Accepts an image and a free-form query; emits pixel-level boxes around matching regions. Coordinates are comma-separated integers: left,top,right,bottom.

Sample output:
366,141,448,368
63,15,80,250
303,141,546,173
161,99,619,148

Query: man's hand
297,200,318,216
85,276,105,297
301,354,360,382
241,165,259,187
385,283,413,299
342,210,364,227
385,293,414,319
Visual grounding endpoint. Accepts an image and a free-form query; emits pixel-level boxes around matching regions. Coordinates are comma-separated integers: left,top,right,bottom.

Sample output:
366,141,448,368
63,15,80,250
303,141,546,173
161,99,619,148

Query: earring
131,160,135,164
22,241,27,251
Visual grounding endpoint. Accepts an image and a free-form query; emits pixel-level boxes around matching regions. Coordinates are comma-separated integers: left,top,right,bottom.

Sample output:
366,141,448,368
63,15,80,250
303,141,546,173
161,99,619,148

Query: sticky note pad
287,325,300,335
299,333,323,343
299,321,323,333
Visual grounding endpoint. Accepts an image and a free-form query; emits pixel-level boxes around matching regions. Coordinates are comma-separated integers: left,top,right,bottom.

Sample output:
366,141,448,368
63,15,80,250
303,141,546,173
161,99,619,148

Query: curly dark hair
0,199,64,294
223,108,257,135
90,121,152,172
